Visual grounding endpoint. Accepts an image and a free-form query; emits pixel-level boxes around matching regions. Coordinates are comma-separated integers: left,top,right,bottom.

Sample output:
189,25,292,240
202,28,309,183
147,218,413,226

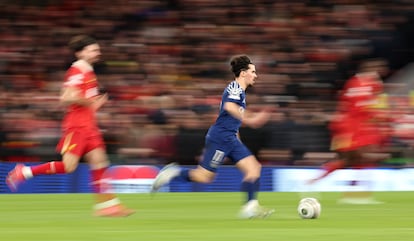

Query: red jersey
330,73,384,151
336,73,382,123
62,60,100,131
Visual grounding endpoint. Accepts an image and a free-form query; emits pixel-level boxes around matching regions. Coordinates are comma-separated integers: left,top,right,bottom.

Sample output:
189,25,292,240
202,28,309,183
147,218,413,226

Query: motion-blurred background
1,0,414,169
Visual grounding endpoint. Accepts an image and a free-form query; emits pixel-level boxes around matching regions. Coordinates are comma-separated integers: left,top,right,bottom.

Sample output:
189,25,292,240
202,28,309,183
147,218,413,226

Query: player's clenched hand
90,93,108,110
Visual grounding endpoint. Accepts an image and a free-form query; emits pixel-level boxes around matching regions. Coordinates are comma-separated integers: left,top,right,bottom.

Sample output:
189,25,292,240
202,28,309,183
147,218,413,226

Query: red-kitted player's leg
308,159,346,184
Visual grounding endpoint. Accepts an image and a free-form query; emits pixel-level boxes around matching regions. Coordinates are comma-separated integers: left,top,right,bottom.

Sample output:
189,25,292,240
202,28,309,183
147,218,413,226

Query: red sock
90,167,108,193
31,161,66,176
323,160,345,173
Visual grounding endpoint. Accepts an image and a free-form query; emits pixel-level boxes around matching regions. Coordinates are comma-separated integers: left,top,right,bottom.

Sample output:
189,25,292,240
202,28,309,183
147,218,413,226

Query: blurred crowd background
1,0,414,167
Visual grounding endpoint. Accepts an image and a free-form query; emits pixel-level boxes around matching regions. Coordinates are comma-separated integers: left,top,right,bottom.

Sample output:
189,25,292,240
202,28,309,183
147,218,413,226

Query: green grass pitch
0,192,413,241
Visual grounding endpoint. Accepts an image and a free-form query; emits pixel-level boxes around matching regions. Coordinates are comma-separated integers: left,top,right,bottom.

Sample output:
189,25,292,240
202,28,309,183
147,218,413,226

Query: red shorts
56,128,105,157
330,125,383,152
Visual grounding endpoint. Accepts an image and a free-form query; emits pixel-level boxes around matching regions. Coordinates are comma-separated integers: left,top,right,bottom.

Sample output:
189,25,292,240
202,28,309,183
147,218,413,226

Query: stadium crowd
1,0,414,167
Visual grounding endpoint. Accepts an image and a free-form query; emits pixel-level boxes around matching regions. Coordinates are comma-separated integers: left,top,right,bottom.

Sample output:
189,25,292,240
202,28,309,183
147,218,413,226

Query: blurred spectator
1,0,414,167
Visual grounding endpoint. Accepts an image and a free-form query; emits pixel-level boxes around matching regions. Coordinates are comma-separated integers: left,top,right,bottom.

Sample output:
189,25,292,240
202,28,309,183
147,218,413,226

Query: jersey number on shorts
210,150,225,168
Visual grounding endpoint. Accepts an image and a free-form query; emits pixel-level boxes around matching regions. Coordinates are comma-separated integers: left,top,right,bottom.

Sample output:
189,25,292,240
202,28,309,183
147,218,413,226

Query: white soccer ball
297,197,321,219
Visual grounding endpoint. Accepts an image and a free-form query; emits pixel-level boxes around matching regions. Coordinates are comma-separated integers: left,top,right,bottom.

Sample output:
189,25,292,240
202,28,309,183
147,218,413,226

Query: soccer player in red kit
6,35,135,217
309,60,390,200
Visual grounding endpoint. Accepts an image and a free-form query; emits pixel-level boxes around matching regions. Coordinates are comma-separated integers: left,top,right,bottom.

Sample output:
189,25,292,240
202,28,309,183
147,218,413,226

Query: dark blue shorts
199,137,252,172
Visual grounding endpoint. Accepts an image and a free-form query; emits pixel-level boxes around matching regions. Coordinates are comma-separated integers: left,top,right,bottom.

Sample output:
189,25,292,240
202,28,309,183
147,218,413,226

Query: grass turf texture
0,192,413,241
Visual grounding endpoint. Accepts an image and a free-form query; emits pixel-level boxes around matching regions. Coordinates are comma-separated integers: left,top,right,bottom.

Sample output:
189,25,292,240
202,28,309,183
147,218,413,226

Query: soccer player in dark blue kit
151,55,274,218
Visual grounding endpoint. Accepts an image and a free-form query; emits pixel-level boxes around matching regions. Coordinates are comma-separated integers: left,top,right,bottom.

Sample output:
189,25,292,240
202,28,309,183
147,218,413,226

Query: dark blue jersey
206,81,246,142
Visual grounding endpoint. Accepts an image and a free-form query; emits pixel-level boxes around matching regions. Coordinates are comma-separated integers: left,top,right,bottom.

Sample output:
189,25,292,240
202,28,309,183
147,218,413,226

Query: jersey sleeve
340,76,381,115
64,67,84,88
224,81,243,105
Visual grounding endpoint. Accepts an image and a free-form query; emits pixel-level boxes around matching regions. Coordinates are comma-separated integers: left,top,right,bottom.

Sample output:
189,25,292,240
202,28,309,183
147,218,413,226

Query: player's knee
198,175,215,183
63,162,77,173
89,159,110,170
190,169,215,183
245,163,262,181
256,162,262,171
62,153,80,173
192,173,215,183
253,162,262,175
244,173,260,182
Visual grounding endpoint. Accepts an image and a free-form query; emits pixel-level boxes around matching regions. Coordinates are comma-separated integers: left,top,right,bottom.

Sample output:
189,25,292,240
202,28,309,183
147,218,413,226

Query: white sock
245,199,259,209
22,166,33,179
94,198,121,210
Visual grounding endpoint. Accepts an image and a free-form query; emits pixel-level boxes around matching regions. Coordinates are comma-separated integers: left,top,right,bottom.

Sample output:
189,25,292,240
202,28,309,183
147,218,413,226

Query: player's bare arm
224,102,271,128
60,86,100,107
90,93,108,111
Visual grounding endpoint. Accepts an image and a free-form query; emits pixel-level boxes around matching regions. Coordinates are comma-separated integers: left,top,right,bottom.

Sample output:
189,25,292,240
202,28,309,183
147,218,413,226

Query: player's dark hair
68,35,97,53
357,58,387,73
230,55,252,77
